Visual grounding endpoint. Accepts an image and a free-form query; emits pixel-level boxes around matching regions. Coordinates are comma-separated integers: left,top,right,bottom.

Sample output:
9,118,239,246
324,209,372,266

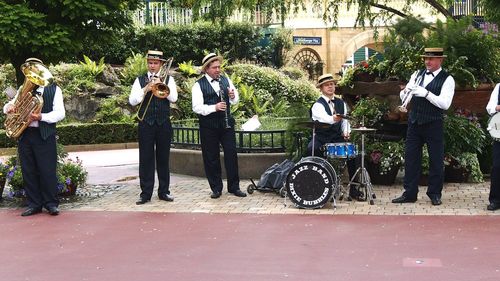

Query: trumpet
398,72,424,113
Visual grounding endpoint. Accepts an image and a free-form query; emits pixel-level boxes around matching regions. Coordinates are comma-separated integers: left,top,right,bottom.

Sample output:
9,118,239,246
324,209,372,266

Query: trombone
135,57,173,121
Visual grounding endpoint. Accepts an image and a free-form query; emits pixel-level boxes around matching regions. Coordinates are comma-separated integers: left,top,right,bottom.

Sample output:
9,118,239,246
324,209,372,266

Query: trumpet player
191,53,246,199
392,47,455,206
129,50,178,205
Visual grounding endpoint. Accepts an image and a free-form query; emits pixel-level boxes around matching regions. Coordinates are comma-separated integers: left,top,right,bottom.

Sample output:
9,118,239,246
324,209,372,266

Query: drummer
306,73,363,201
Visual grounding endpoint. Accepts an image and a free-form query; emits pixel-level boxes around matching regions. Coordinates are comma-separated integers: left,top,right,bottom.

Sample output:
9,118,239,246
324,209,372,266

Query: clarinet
218,78,231,129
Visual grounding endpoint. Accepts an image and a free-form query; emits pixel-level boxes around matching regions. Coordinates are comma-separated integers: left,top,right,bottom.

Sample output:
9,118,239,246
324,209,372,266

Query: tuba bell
4,60,54,139
150,57,173,99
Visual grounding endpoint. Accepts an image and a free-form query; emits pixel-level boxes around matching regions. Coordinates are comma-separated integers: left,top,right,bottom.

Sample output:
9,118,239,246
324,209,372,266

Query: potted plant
4,147,88,198
443,111,486,182
419,146,430,186
364,140,404,185
0,161,11,200
57,157,88,196
350,97,387,128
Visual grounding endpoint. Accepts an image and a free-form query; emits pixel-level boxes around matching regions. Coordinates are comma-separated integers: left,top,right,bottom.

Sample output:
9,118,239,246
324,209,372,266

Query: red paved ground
1,210,499,281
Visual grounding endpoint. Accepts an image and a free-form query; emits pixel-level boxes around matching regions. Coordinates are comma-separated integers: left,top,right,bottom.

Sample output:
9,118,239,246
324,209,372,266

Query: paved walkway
56,149,498,216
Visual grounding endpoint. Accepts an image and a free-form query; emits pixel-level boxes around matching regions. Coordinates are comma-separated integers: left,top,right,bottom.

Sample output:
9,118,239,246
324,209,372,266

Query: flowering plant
5,147,88,197
58,157,88,189
0,161,10,181
366,141,405,175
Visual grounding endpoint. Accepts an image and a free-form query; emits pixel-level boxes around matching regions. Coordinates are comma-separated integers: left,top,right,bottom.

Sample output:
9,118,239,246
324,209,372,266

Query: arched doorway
292,48,323,81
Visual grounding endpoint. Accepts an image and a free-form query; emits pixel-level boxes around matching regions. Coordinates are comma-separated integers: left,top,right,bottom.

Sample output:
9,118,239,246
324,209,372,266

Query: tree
170,0,498,27
0,0,142,85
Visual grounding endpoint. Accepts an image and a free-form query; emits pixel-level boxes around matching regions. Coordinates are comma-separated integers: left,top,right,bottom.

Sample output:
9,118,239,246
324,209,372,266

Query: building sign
293,36,322,45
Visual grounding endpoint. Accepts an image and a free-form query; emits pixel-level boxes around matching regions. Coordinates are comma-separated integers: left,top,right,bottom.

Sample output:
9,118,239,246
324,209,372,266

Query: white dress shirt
129,72,178,106
311,95,350,135
3,85,65,127
400,68,456,110
192,74,239,116
486,83,500,116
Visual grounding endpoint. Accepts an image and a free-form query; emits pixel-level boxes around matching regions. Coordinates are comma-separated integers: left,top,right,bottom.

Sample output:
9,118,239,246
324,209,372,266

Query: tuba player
3,58,65,216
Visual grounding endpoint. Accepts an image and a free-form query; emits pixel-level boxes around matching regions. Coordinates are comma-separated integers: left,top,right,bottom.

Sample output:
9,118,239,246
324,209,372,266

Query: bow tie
426,71,434,77
211,78,219,83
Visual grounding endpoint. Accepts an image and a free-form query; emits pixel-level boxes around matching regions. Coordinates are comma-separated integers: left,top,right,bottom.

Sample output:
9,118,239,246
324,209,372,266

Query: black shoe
21,208,42,217
210,192,222,199
487,202,500,211
229,190,247,197
47,206,60,216
159,194,174,202
391,195,417,204
430,198,442,206
136,198,150,205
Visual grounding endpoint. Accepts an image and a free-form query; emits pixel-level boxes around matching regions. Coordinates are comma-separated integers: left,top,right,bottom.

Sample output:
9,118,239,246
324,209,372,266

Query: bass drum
285,156,337,209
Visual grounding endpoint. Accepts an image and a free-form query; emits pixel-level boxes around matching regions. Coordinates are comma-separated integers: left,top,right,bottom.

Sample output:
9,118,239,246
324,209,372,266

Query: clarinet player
191,53,247,199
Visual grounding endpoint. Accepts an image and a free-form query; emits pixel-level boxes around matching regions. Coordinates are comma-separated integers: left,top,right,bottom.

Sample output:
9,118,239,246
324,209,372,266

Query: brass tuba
150,57,173,99
4,60,54,139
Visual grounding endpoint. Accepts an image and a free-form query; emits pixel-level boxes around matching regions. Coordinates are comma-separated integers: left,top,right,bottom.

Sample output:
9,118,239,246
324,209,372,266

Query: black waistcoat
39,84,57,140
137,74,171,125
409,69,450,124
197,76,235,129
310,97,345,143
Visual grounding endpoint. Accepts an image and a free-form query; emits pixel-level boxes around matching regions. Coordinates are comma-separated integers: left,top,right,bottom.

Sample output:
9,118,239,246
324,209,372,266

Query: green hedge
0,123,139,148
81,22,263,65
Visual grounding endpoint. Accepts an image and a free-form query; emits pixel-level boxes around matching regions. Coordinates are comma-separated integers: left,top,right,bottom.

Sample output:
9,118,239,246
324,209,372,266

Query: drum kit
284,120,377,210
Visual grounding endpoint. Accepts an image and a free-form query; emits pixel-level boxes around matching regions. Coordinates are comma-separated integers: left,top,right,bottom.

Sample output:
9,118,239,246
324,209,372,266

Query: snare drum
285,156,337,209
324,142,357,159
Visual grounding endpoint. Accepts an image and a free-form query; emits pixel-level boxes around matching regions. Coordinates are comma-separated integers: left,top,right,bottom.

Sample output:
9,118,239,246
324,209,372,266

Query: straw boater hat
25,57,43,64
146,50,166,61
201,53,223,71
316,73,335,88
420,47,447,58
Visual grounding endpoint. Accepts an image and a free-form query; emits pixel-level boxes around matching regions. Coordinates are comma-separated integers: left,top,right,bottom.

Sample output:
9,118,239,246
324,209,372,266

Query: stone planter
452,84,495,115
365,161,400,186
338,82,495,117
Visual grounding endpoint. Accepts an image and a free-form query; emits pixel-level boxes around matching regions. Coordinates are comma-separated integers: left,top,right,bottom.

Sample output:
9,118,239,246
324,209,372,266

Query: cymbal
296,121,331,129
351,127,376,132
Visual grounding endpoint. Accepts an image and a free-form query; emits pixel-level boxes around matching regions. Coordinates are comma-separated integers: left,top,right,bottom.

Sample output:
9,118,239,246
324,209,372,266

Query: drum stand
348,129,376,205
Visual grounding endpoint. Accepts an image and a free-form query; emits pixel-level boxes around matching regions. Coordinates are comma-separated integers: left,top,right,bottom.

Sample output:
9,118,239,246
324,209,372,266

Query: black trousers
403,119,444,200
489,141,500,204
18,128,58,209
200,126,240,193
138,121,172,199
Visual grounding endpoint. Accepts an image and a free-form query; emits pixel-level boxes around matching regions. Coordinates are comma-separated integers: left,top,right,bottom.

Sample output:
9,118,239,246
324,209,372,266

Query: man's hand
6,105,16,114
411,86,428,97
227,87,235,99
343,133,350,140
333,114,343,122
215,102,227,111
29,112,41,122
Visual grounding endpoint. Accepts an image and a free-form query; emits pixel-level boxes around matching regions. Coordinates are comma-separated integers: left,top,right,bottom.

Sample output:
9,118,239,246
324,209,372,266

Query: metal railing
171,126,287,153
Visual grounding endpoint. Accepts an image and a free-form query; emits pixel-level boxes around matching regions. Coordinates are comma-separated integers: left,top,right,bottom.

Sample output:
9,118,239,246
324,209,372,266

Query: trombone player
129,50,178,205
392,47,455,206
3,58,65,216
